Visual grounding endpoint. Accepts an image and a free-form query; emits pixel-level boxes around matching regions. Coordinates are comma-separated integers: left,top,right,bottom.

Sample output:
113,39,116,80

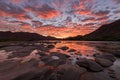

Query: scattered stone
76,59,103,72
80,71,113,80
37,52,47,56
68,49,76,52
41,56,52,62
75,52,82,56
51,56,60,60
94,54,116,62
38,61,45,67
112,51,120,58
49,64,87,80
95,58,113,67
50,52,70,59
12,71,41,80
46,60,66,67
47,45,55,49
58,46,69,51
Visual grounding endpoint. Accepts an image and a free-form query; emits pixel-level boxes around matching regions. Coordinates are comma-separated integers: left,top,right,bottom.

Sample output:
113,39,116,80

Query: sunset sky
0,0,120,38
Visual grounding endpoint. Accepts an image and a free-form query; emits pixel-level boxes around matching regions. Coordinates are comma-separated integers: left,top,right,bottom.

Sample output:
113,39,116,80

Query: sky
0,0,120,38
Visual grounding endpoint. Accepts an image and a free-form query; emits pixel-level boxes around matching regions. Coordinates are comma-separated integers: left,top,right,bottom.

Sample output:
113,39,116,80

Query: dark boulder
112,51,120,58
49,64,87,80
94,54,116,62
37,52,47,56
58,46,69,51
80,71,113,80
46,59,66,67
50,52,70,59
68,49,76,52
95,58,113,67
47,45,55,49
76,59,103,72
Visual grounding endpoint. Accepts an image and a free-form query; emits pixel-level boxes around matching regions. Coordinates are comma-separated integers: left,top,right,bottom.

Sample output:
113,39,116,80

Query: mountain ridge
0,31,57,41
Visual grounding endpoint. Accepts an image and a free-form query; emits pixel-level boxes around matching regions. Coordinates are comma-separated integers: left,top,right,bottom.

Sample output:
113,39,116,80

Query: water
0,41,120,63
0,41,120,80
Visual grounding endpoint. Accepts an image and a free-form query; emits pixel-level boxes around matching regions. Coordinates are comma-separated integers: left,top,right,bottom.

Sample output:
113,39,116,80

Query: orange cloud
37,10,60,19
25,4,60,19
0,11,29,20
11,0,23,3
30,26,95,38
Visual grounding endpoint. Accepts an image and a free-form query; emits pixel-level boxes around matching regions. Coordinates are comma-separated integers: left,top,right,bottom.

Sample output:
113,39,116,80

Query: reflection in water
0,41,120,80
0,41,120,62
50,41,101,56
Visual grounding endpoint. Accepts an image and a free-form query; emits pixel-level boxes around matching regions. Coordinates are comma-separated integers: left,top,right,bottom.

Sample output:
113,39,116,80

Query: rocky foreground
0,42,120,80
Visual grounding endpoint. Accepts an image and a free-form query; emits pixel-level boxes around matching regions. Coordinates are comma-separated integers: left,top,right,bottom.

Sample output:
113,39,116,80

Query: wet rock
37,45,49,52
0,59,39,80
8,46,37,58
58,46,69,51
80,71,113,80
49,64,87,80
95,58,113,67
13,66,54,80
0,60,20,72
76,59,103,72
50,52,70,60
37,52,47,56
39,67,55,80
41,55,52,62
12,71,41,80
1,46,23,51
38,61,45,67
94,54,116,62
112,51,120,58
46,60,66,67
47,45,55,49
68,49,76,52
51,56,60,60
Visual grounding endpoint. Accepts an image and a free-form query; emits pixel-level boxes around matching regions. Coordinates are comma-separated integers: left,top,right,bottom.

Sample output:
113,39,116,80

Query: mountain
63,35,83,40
0,31,57,41
84,19,120,41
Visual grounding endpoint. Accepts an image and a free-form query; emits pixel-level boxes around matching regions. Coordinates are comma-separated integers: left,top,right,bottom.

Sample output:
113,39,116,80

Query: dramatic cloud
0,0,120,38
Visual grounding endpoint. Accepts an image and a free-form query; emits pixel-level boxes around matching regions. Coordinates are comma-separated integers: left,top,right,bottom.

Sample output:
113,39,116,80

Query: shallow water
0,41,120,80
0,41,120,63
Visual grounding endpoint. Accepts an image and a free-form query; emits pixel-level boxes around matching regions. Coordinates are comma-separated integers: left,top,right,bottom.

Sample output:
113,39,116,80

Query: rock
94,54,116,62
46,60,66,67
13,66,54,80
41,55,52,62
68,49,76,52
12,71,41,80
47,45,55,49
38,61,45,67
37,45,49,52
39,67,55,80
58,46,69,51
49,64,87,80
37,52,47,56
50,52,70,59
76,59,103,72
8,46,36,58
51,56,60,60
80,71,113,80
95,58,113,67
112,51,120,58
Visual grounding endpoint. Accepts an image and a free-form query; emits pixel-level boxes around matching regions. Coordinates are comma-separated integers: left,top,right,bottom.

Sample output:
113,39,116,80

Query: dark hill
84,19,120,41
0,31,57,41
